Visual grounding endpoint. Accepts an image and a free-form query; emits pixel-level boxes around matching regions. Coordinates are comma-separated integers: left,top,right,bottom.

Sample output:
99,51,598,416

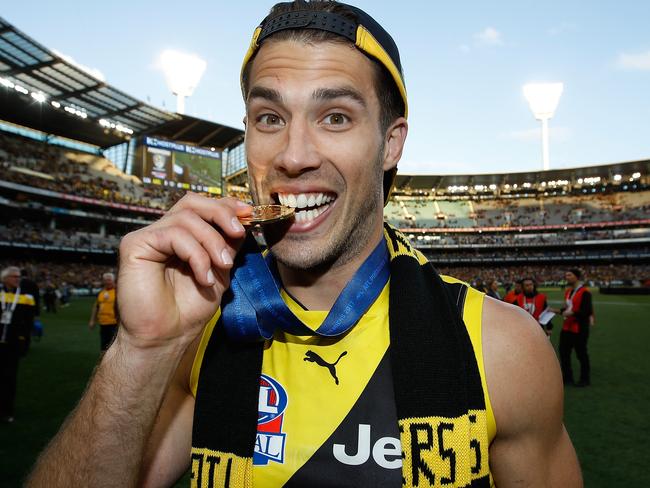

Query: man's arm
482,297,582,487
27,194,251,487
26,334,189,487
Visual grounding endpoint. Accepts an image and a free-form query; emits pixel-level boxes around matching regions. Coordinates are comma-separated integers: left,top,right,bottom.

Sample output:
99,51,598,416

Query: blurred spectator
516,278,551,335
88,272,118,352
43,281,58,313
486,280,501,300
0,266,38,423
556,269,593,387
503,280,523,304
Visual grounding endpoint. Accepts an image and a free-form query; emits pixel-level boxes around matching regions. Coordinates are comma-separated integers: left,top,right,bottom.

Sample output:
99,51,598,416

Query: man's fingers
163,210,240,269
166,193,252,239
150,227,218,287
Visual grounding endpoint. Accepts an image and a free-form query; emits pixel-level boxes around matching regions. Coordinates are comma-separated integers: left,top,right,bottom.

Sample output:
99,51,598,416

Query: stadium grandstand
2,14,648,295
1,10,649,488
0,16,245,289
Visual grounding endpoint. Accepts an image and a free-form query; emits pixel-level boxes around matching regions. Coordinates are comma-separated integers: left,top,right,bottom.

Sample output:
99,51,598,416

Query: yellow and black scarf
191,225,490,487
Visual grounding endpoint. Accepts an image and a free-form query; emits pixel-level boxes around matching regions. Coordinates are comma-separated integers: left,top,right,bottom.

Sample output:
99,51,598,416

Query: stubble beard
270,149,385,274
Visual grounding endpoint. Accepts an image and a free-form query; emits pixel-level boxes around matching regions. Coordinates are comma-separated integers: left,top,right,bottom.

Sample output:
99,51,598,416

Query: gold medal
238,205,295,226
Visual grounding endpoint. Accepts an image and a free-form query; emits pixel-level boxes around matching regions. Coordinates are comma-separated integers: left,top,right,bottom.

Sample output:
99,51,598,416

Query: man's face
523,280,534,294
103,276,115,288
514,283,522,294
565,272,578,285
2,271,20,289
244,39,405,270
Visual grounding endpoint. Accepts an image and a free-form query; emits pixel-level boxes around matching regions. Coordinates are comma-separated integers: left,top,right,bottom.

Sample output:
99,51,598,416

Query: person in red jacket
516,278,551,336
558,269,593,387
503,280,522,304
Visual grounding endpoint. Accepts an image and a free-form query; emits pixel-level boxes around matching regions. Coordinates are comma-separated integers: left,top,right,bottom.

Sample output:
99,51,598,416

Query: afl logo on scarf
254,374,288,465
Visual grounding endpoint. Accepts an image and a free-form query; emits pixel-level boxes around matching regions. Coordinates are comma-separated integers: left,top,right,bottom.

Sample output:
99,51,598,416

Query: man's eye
323,113,349,125
258,114,283,126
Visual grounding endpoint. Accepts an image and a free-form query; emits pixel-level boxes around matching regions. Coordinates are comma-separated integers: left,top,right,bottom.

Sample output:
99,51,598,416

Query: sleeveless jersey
190,278,496,486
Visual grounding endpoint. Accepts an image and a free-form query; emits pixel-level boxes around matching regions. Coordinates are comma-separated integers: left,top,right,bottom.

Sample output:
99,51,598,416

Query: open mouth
273,191,337,223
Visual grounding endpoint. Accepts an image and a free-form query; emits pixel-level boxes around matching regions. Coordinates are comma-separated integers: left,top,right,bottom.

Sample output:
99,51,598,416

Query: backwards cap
241,1,408,203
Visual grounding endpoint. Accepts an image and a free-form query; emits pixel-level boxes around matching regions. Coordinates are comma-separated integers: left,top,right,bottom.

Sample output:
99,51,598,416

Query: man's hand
27,193,252,487
88,321,95,330
117,193,251,349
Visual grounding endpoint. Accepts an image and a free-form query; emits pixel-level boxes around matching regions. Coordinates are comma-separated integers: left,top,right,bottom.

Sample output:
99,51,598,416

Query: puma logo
304,350,348,385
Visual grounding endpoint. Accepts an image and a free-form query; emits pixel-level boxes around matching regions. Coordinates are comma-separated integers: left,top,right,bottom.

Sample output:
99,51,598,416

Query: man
28,2,581,487
88,272,119,351
516,278,552,336
503,279,522,304
486,279,501,300
0,266,37,423
558,269,593,387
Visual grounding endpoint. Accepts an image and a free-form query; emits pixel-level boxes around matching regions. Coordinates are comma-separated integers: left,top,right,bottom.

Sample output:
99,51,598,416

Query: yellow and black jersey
190,278,496,487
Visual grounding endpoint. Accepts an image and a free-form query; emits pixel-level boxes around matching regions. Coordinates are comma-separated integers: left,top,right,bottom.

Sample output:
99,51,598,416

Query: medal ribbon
221,235,390,341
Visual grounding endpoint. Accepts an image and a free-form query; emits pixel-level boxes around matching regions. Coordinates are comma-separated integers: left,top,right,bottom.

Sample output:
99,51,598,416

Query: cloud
617,50,650,71
474,27,504,46
501,127,572,143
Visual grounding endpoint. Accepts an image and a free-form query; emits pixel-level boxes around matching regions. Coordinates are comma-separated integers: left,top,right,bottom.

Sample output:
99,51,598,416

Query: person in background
486,279,501,300
88,272,118,352
557,269,593,387
0,266,37,422
503,279,523,304
20,268,41,348
43,281,58,314
517,278,551,336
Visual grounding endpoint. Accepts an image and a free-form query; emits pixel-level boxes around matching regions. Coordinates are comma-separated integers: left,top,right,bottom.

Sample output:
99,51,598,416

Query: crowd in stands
0,260,115,290
437,263,650,287
386,192,650,229
411,228,650,248
0,221,120,250
0,132,187,210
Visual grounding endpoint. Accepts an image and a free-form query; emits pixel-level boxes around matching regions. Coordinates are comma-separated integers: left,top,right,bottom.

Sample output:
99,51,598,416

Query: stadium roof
0,17,243,150
394,159,650,191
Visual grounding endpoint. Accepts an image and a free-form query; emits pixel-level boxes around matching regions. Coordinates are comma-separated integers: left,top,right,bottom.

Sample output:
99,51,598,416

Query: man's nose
273,118,321,176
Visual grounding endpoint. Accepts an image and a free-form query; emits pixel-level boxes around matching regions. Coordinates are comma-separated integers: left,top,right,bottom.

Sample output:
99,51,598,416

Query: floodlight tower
523,82,564,171
160,50,207,115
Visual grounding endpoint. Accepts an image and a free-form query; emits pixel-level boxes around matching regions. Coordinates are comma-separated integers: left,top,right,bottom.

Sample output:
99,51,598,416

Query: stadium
1,9,649,488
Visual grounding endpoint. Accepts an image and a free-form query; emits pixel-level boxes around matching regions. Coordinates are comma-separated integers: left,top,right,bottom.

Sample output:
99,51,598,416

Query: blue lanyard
221,236,390,341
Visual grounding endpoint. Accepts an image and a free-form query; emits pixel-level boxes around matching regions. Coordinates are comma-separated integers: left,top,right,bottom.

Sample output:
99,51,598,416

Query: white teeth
275,192,335,209
293,203,330,223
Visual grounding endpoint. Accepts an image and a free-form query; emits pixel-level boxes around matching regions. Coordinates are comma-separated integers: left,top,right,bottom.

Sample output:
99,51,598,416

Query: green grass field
1,291,649,487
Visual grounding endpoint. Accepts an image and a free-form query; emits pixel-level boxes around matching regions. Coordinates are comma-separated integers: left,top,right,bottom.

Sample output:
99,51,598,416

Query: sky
3,0,650,175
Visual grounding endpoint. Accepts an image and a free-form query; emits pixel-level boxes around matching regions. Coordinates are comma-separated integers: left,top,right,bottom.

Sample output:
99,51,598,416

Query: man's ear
243,115,248,128
382,117,408,172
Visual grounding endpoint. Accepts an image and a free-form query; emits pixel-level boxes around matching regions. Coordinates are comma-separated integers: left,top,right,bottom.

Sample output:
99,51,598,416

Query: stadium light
523,82,564,171
159,49,207,114
31,91,47,103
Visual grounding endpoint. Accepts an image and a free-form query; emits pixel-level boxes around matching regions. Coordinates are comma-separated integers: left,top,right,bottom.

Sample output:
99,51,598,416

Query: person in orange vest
516,278,551,336
503,280,522,304
557,269,593,387
88,272,118,352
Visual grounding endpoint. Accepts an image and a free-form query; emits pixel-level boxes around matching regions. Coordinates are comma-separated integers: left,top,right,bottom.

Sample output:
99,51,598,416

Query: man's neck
277,227,385,311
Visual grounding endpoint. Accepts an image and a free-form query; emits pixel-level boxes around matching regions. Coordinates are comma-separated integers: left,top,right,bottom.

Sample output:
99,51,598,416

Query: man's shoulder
481,296,563,436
